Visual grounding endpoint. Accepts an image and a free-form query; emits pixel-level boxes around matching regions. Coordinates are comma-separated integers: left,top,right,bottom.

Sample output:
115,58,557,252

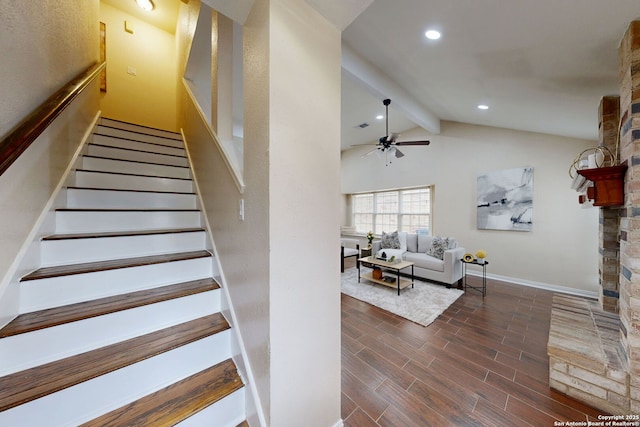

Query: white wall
99,2,178,131
178,0,342,425
269,0,342,425
342,120,600,295
0,1,99,134
0,1,100,325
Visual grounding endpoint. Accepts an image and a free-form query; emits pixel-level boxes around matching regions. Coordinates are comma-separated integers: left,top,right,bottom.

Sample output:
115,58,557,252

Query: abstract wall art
100,22,106,92
477,167,533,231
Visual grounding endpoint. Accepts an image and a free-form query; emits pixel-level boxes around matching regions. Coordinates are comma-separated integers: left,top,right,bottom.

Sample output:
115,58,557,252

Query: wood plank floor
341,260,606,426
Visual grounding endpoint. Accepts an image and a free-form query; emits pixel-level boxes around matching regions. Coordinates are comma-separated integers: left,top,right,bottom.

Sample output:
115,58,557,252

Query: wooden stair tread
0,313,230,412
89,143,186,159
75,168,193,181
42,228,205,241
21,250,211,281
80,358,243,426
56,208,199,212
0,278,219,338
82,154,190,169
96,125,183,141
66,186,195,195
98,116,182,135
93,133,185,150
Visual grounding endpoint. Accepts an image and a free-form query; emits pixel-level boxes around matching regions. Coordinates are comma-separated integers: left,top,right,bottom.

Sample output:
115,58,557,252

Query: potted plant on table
366,231,374,249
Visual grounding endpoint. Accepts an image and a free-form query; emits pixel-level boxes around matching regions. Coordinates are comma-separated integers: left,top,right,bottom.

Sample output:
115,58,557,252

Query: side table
358,247,372,270
461,259,488,296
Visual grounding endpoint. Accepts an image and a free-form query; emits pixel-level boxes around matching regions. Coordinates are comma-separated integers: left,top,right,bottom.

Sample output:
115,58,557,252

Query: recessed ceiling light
425,30,441,40
376,115,384,120
135,0,155,11
477,104,489,110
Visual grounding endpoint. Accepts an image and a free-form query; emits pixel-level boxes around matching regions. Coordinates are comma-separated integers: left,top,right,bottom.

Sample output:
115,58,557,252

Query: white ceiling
103,0,640,151
341,0,640,150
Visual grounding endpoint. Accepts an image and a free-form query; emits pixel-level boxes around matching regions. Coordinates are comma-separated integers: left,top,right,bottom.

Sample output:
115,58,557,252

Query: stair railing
0,61,106,177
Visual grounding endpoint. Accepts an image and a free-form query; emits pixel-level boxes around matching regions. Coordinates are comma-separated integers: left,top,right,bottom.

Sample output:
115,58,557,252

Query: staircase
0,118,248,426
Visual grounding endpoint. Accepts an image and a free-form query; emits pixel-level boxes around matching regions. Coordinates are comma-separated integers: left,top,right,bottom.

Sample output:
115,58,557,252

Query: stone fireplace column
599,96,621,314
618,20,640,414
548,21,640,415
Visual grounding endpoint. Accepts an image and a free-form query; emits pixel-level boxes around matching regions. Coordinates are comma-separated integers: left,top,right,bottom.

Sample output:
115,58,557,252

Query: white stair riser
81,156,191,179
66,189,197,209
87,144,188,167
95,126,184,148
0,331,232,427
75,170,193,193
20,257,213,312
92,134,186,156
176,389,245,427
55,210,201,233
0,290,221,376
41,232,207,266
99,119,182,141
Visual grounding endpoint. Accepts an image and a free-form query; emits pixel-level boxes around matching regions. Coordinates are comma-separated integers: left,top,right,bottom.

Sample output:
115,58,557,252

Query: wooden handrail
0,61,106,177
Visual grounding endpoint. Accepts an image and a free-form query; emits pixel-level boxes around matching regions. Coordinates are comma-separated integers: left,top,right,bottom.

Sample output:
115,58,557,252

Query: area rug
341,267,464,327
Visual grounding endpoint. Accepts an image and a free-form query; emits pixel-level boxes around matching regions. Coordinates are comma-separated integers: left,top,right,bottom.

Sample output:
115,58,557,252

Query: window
351,187,432,235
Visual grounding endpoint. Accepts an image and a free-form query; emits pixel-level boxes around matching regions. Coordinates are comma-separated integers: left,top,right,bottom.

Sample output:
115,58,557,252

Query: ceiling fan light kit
352,98,430,165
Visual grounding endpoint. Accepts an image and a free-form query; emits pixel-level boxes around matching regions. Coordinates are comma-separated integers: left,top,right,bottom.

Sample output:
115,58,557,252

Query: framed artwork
100,22,106,92
477,167,533,231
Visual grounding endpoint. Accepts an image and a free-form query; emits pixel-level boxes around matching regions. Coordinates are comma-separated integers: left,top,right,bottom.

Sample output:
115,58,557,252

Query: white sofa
372,233,465,286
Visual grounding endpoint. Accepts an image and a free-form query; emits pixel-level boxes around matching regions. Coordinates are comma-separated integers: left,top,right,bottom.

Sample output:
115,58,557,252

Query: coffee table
357,256,414,295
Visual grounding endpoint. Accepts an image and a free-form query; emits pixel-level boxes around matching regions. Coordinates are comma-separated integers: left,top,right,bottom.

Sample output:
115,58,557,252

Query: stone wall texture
548,20,640,415
599,96,622,314
618,20,640,414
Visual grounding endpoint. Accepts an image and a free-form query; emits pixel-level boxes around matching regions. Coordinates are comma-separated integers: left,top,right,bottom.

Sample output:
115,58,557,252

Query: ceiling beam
304,0,374,30
342,42,441,135
201,0,254,25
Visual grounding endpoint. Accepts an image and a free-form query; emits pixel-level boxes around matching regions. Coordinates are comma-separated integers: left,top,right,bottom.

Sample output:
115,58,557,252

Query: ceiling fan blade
388,132,399,143
361,148,379,158
351,142,378,147
394,140,431,146
394,148,405,158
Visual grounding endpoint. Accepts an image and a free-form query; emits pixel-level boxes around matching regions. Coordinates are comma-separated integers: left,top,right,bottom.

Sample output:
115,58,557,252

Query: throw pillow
380,231,401,249
426,235,450,260
398,231,408,251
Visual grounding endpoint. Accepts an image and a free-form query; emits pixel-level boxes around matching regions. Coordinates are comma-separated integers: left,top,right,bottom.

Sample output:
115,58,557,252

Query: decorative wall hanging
100,22,106,92
477,167,533,231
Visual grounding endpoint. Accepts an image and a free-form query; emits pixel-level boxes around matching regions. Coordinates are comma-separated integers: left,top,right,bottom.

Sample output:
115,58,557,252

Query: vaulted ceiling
341,0,640,150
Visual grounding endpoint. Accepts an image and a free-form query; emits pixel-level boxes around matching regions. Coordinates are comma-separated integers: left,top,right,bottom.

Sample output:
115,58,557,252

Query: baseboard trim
466,270,599,299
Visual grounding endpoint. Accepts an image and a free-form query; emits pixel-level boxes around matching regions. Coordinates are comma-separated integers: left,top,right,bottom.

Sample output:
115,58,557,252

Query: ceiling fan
354,98,430,165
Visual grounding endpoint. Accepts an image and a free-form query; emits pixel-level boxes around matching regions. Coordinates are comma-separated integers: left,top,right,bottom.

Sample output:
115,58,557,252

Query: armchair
341,238,360,273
